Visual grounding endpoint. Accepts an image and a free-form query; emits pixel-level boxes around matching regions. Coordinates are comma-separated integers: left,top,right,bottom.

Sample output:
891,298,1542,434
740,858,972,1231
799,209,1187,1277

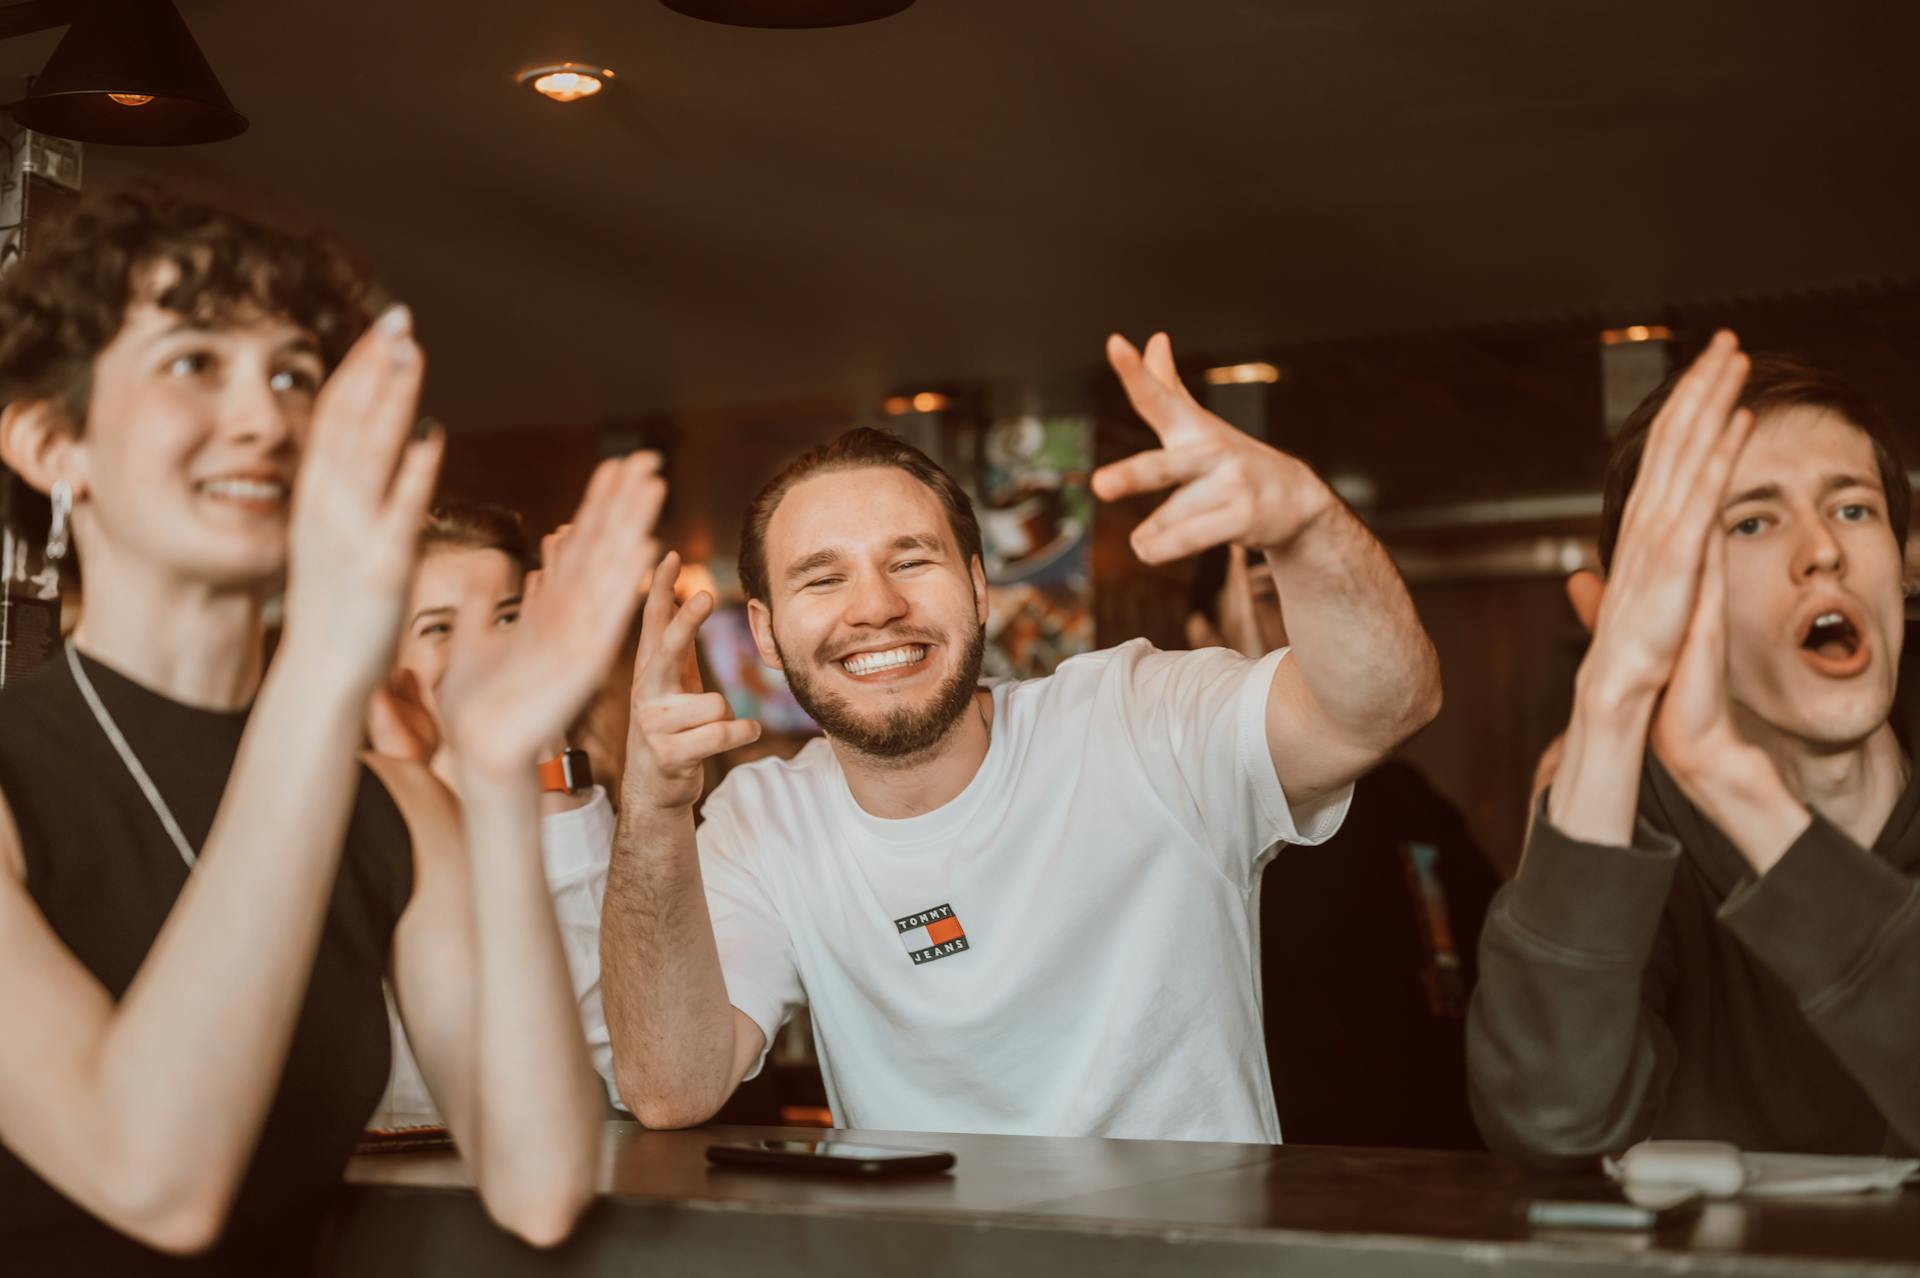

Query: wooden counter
323,1123,1920,1276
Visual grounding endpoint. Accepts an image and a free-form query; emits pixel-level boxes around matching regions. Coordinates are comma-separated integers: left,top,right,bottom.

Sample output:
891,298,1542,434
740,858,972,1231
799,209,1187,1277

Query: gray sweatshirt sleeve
1718,814,1920,1154
1466,798,1683,1168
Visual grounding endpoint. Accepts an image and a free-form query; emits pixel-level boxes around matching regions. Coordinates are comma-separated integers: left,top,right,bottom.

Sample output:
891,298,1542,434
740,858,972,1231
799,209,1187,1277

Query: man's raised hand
1091,332,1335,564
1581,331,1754,707
623,552,761,813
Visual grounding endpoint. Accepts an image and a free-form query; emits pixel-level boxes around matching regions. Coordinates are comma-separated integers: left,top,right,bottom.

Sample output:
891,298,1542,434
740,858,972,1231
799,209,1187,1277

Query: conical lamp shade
659,0,913,28
11,0,247,146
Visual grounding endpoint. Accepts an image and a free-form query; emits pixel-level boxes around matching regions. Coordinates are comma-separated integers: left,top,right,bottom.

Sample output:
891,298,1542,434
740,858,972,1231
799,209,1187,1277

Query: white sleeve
1108,642,1352,886
538,787,624,1110
696,792,804,1081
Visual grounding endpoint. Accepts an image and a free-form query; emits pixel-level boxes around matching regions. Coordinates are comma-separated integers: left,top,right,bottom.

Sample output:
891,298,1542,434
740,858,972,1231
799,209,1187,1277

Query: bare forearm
1545,672,1657,849
92,645,369,1214
602,804,741,1126
456,769,600,1220
1260,480,1440,745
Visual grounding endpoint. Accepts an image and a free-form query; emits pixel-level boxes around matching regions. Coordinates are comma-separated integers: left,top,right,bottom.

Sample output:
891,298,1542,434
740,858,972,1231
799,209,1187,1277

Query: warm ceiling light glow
518,63,616,104
885,392,951,415
107,92,155,106
1600,324,1673,346
534,71,601,102
1202,361,1281,386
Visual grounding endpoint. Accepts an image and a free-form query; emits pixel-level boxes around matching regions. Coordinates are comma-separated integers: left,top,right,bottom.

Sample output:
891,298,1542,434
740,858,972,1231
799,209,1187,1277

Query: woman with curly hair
0,187,664,1272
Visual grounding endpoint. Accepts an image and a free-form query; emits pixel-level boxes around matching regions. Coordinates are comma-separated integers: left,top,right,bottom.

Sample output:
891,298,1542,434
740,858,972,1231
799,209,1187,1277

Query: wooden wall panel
1397,577,1587,877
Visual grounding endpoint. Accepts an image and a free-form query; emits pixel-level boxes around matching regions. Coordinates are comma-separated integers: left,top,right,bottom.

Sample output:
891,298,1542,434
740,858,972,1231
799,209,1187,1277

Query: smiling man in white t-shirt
601,332,1442,1143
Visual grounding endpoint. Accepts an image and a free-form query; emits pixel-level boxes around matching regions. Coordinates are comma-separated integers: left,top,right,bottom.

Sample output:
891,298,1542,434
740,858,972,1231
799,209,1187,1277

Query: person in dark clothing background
1189,543,1500,1150
1470,335,1920,1169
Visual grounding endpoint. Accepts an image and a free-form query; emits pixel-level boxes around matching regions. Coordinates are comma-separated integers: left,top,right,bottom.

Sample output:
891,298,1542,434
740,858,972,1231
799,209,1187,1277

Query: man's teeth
199,477,286,501
841,645,928,676
1814,612,1844,628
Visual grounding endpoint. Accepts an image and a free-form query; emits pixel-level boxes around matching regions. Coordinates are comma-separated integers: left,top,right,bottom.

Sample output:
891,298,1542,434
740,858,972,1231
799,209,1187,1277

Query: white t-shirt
371,785,623,1127
698,638,1350,1143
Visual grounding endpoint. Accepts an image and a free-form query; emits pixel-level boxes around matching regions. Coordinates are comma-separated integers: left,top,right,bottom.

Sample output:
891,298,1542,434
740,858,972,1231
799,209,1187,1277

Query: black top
0,646,414,1274
1468,758,1920,1167
1262,761,1501,1150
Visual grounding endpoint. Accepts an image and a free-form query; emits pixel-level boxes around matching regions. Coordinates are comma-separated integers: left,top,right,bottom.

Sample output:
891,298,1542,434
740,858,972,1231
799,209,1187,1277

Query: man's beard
780,619,987,762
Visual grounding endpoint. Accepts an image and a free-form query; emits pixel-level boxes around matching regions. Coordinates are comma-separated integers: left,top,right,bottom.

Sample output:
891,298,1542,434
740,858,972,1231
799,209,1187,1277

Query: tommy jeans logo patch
894,902,969,965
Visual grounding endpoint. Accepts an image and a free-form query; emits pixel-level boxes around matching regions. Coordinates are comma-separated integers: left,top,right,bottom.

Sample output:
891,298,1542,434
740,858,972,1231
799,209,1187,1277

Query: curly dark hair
0,183,377,431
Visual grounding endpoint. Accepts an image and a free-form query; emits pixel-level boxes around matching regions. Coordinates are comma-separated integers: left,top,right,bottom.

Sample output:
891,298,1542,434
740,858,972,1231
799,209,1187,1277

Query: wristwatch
537,747,593,795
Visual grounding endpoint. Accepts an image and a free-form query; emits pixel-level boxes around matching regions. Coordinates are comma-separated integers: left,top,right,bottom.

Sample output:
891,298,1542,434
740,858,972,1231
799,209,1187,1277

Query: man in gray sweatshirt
1469,332,1920,1167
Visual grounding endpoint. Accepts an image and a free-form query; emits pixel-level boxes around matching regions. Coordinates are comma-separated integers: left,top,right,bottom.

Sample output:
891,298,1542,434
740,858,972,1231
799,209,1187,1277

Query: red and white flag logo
894,902,968,966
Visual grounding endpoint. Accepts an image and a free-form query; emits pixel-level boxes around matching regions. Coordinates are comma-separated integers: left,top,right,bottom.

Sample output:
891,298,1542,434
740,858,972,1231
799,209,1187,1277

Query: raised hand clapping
281,304,442,688
1578,331,1753,707
436,453,667,775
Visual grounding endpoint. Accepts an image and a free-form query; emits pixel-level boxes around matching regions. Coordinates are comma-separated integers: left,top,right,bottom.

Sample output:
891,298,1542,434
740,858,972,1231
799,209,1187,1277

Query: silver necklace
67,643,199,870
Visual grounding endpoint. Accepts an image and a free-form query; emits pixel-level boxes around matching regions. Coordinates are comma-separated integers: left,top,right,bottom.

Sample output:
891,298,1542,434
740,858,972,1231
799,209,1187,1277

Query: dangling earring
44,480,72,561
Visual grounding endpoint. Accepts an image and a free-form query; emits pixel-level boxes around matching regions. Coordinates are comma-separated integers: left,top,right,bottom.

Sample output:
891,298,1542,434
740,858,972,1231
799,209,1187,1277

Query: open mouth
838,643,932,680
195,475,289,512
1797,605,1871,678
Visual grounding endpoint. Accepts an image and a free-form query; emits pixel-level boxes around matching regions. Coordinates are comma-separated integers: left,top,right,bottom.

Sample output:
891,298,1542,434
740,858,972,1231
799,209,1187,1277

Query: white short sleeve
1105,641,1352,886
696,792,804,1080
538,788,623,1110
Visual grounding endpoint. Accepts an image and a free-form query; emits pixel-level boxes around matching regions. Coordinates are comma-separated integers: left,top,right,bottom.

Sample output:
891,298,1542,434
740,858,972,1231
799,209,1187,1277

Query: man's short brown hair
738,426,983,606
0,183,375,431
422,500,535,573
1598,354,1910,573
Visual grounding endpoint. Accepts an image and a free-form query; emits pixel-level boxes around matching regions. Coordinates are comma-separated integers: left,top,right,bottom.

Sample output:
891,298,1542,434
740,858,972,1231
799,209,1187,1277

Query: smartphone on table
1525,1180,1704,1230
705,1138,956,1178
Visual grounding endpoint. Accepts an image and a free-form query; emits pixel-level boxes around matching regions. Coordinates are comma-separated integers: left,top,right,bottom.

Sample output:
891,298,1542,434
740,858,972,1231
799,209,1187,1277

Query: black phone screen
706,1139,957,1176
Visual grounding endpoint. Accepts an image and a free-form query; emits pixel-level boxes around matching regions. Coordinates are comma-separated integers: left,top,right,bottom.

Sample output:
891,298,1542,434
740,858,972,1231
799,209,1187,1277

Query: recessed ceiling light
885,392,951,415
1600,324,1672,346
517,63,617,104
1202,362,1281,386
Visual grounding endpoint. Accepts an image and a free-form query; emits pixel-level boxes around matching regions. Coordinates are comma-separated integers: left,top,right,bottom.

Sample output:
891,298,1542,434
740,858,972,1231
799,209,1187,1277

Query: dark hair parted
0,184,376,429
738,427,984,606
1598,353,1910,573
422,500,535,573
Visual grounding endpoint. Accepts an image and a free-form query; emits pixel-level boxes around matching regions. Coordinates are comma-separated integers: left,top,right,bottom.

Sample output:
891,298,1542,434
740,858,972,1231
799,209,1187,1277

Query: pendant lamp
10,0,247,146
658,0,914,29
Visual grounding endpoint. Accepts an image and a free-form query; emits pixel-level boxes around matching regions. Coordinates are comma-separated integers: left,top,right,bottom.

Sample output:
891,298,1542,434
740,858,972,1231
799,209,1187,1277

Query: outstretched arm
1092,332,1440,806
601,555,766,1128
